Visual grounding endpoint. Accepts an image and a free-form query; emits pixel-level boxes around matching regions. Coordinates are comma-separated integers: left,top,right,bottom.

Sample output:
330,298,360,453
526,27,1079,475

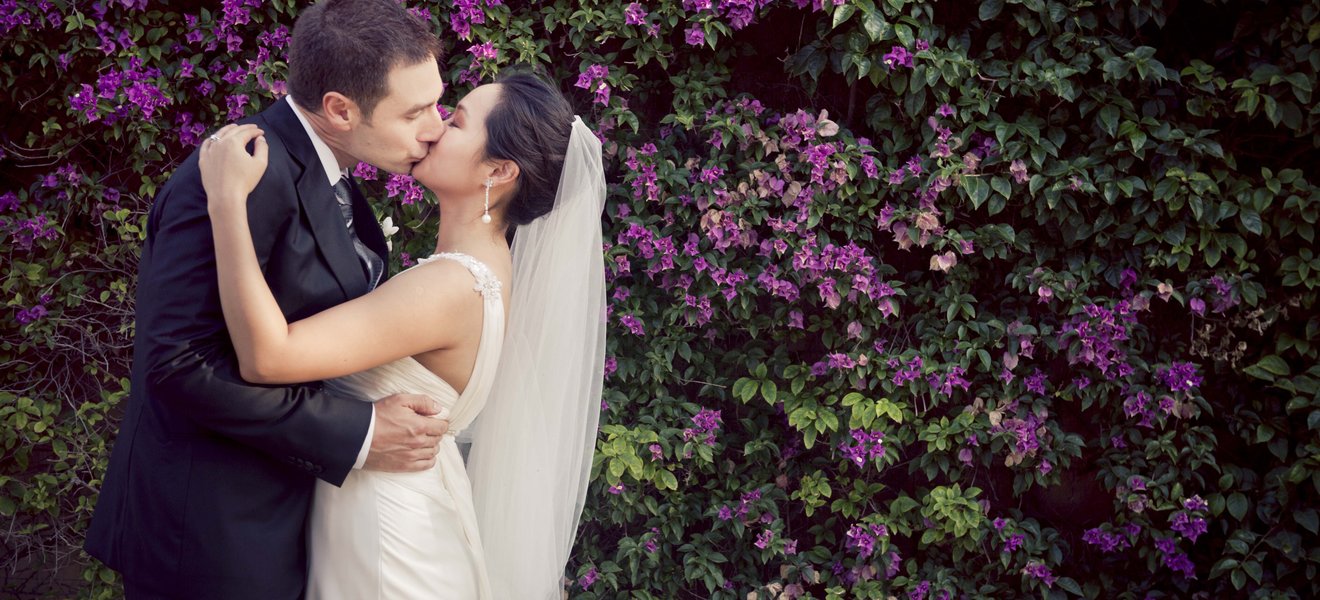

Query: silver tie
331,177,384,290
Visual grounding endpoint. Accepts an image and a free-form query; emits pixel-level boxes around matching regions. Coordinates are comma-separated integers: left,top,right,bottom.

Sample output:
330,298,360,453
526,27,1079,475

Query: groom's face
344,58,446,174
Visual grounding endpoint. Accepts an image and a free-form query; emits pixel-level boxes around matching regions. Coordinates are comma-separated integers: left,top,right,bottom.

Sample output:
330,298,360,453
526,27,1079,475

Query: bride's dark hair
482,70,575,228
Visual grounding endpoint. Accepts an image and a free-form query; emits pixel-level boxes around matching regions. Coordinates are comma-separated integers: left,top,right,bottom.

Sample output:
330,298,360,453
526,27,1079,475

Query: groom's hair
288,0,443,120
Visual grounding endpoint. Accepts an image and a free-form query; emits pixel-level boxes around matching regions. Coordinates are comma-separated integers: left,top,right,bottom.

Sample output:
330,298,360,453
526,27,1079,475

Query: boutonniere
380,216,399,251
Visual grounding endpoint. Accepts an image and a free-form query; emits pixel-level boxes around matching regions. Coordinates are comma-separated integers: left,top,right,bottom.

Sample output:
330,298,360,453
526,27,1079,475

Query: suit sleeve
137,151,370,486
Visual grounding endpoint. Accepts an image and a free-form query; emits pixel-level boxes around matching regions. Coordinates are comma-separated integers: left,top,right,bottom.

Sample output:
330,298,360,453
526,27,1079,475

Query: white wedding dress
306,253,503,600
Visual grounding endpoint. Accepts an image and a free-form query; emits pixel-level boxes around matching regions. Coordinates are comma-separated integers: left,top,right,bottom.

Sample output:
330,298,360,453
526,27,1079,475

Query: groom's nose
418,107,445,143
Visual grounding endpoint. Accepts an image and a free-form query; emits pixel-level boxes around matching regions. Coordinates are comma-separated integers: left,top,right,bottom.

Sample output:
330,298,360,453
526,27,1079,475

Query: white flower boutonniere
380,216,399,251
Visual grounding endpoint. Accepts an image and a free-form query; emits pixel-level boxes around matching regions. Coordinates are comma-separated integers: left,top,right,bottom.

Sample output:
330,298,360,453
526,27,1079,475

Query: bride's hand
200,123,269,215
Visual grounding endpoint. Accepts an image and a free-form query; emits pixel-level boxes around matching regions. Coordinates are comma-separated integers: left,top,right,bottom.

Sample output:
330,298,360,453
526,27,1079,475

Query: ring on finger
208,133,222,143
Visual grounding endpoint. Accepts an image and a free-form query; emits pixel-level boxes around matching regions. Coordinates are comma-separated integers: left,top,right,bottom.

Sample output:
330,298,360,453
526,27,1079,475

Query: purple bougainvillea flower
685,23,705,46
1009,159,1028,184
1022,562,1056,588
882,45,914,69
578,567,598,588
624,2,647,25
1157,361,1203,392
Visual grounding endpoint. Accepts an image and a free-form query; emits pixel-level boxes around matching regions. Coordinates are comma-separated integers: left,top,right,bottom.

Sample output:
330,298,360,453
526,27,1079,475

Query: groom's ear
320,92,359,131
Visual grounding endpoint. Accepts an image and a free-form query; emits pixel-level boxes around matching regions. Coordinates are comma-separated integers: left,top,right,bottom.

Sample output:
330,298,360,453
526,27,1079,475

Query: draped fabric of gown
306,253,504,600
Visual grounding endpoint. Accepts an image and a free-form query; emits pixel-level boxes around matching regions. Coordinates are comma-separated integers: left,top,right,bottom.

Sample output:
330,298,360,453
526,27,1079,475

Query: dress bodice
311,253,505,600
324,252,505,436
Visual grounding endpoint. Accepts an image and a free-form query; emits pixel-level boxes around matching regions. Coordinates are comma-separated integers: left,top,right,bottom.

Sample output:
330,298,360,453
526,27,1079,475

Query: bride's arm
199,124,476,384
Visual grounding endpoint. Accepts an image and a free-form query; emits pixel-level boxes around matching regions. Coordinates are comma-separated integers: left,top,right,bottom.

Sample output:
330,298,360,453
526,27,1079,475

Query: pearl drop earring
481,179,493,224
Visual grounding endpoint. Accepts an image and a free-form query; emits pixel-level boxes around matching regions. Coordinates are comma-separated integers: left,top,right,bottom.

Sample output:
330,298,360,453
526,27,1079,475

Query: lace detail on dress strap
416,252,503,301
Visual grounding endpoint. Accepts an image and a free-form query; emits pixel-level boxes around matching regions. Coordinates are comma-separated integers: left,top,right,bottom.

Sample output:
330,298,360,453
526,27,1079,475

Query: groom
85,1,451,597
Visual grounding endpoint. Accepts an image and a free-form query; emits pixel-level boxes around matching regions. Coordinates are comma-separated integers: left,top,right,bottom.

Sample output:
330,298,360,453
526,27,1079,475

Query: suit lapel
262,100,369,299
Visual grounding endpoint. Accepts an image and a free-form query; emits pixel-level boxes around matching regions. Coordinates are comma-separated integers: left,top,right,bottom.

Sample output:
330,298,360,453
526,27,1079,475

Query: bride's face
412,83,502,196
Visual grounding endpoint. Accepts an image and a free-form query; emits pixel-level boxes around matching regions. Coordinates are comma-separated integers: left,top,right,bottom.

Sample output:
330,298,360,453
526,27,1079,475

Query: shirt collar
286,95,347,186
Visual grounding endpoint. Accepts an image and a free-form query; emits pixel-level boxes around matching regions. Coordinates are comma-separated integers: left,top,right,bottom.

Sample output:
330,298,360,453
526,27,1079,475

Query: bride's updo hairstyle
483,71,575,227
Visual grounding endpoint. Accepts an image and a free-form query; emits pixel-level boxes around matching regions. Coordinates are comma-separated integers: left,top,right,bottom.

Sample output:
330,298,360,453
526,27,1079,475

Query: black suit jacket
86,100,389,599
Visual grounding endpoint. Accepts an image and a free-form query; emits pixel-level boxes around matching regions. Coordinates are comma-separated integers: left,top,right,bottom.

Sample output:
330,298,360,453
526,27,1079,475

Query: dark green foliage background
1,0,1317,598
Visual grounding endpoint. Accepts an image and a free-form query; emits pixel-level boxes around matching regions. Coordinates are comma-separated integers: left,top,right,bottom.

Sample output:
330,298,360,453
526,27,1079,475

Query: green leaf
893,23,913,47
1295,508,1318,534
1205,243,1222,267
1240,209,1262,234
862,12,886,42
1243,560,1262,583
760,380,779,404
978,0,1004,20
831,4,857,28
991,176,1011,199
1098,105,1119,136
657,469,679,491
964,176,990,208
732,378,758,402
1128,129,1147,152
1210,558,1240,578
1231,568,1246,589
1255,355,1291,377
1227,492,1249,520
1028,174,1045,196
624,453,644,477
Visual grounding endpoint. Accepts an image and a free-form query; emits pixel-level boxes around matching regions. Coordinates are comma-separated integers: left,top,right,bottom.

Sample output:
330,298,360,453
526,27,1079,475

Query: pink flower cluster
716,488,762,521
838,429,884,468
844,522,888,559
575,64,612,106
683,408,723,446
449,0,503,40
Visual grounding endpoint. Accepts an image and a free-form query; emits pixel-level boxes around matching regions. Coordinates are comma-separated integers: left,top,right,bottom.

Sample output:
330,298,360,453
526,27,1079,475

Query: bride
198,72,606,599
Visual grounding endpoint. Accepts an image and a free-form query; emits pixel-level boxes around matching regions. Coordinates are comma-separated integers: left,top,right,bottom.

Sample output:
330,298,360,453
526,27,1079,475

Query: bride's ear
486,160,519,189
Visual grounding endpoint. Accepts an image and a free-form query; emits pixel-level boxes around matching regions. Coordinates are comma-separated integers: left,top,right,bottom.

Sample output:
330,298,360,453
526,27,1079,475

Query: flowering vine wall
2,0,1318,598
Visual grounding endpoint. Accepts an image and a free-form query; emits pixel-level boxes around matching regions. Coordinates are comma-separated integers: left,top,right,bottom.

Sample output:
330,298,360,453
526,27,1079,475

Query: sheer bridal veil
466,116,607,599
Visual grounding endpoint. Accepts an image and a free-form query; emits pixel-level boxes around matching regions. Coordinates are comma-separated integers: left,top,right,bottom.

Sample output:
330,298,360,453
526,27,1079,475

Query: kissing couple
85,0,607,598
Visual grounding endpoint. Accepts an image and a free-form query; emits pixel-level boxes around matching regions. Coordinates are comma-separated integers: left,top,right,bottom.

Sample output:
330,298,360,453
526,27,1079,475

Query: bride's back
409,249,512,394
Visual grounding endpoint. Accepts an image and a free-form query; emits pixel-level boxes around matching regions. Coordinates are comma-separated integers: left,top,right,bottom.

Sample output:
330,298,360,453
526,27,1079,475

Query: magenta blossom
685,24,705,45
624,2,647,25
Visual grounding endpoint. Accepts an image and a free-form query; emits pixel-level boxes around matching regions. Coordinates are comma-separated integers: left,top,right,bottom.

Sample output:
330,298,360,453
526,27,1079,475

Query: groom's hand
363,394,450,472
